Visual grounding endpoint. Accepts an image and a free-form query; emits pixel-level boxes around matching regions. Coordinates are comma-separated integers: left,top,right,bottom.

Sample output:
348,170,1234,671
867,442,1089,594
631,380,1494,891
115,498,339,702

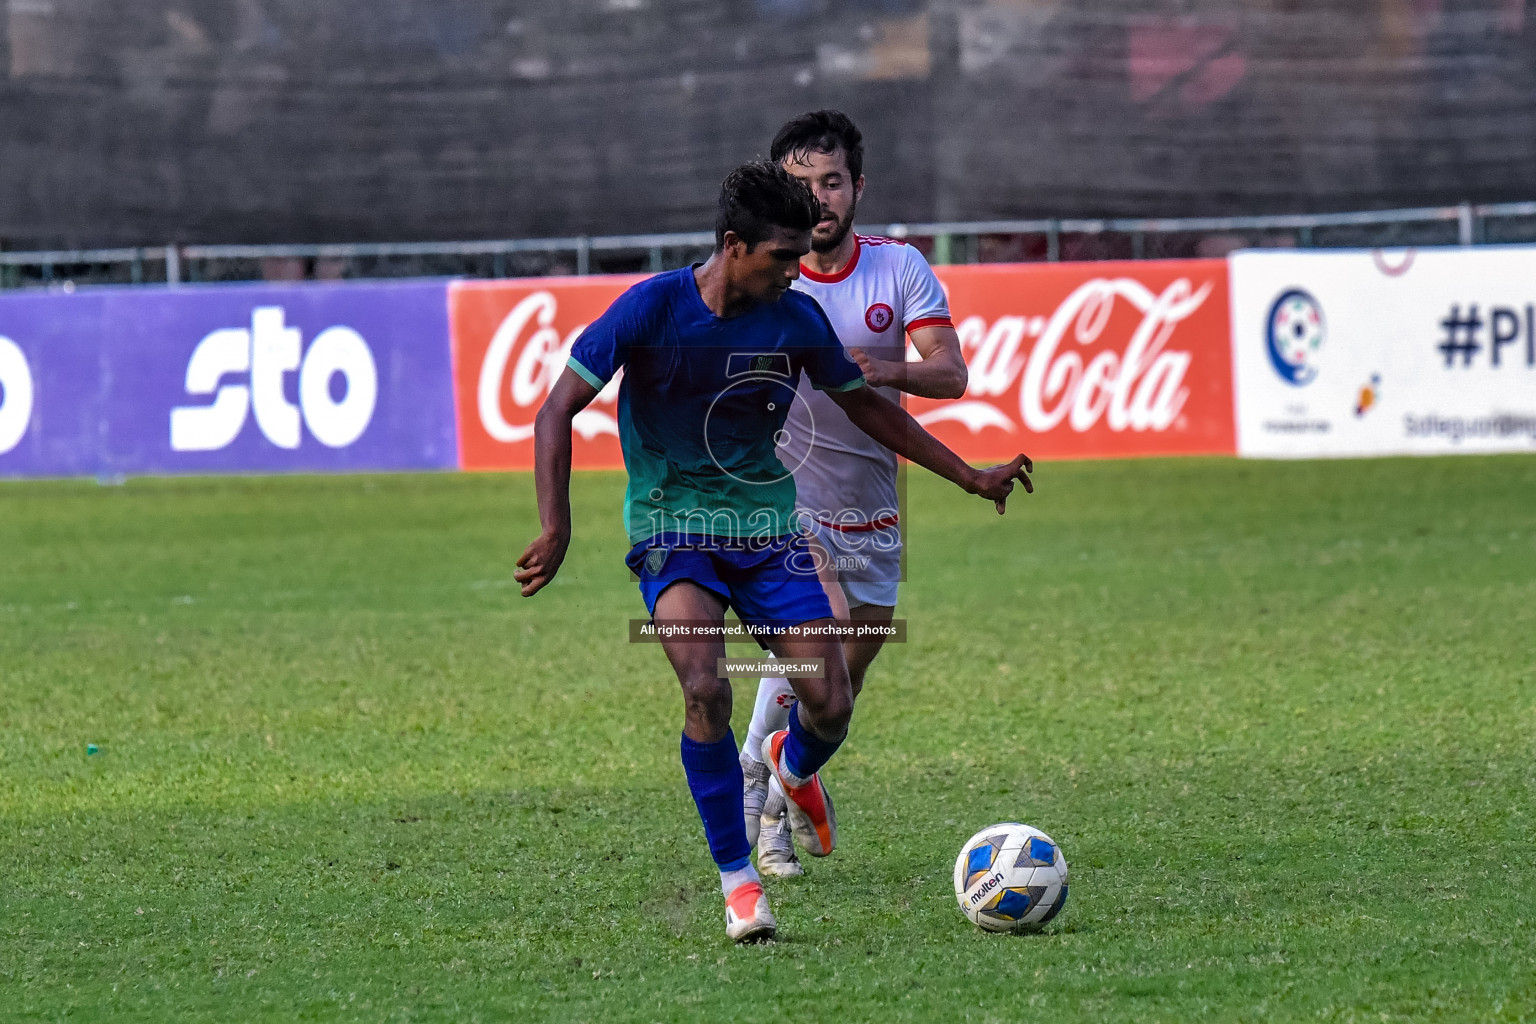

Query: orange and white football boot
725,881,776,943
760,730,837,857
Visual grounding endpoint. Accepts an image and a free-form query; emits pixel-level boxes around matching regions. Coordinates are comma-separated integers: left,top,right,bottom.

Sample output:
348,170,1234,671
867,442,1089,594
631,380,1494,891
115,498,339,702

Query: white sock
744,674,797,763
721,862,761,897
778,758,815,791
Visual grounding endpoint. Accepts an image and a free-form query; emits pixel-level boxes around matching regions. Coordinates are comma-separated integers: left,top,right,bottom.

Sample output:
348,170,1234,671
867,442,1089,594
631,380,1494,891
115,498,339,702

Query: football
953,823,1069,932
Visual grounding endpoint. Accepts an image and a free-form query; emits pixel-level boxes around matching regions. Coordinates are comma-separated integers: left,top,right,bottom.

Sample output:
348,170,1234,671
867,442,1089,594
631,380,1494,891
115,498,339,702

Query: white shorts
804,517,901,610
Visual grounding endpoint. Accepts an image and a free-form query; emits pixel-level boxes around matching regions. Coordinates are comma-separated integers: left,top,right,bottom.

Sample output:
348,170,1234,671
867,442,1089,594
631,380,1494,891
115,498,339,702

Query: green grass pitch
3,455,1535,1022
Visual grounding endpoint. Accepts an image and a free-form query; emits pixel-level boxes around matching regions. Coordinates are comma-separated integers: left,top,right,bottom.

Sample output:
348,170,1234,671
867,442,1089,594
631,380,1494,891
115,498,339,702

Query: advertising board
450,259,1238,471
450,277,642,472
0,293,106,477
912,260,1235,461
14,245,1535,481
1230,248,1536,457
0,282,458,478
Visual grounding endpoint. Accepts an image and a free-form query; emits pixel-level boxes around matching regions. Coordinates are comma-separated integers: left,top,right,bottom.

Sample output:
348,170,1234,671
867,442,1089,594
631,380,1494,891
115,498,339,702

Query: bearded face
781,147,862,256
811,195,856,253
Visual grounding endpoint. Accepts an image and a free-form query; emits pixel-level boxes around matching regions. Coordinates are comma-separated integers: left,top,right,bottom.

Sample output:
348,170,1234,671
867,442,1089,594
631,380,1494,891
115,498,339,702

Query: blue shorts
625,533,834,632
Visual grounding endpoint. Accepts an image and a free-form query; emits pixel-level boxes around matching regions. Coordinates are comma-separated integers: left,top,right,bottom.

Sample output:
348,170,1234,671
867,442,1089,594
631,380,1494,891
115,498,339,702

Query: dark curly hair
714,160,821,251
770,109,864,183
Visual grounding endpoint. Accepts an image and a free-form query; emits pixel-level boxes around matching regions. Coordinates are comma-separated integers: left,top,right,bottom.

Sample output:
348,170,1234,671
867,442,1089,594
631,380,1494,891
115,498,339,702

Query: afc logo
864,303,895,333
1265,289,1326,387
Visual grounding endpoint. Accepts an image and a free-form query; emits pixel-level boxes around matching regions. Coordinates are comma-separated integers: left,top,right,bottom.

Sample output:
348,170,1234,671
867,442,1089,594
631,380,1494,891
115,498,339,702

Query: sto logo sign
0,336,34,455
170,307,378,452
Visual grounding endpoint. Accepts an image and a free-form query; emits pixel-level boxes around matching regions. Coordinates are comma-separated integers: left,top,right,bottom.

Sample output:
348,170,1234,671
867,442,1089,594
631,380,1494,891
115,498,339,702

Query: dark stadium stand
1,0,1533,250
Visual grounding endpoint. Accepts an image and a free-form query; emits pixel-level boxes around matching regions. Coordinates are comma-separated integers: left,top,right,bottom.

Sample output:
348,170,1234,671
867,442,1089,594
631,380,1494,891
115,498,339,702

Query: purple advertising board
0,281,457,478
0,292,107,478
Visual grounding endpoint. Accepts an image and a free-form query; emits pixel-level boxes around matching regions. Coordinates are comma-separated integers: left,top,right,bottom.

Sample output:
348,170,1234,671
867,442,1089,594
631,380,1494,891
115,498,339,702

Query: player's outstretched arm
828,384,1033,514
515,368,600,597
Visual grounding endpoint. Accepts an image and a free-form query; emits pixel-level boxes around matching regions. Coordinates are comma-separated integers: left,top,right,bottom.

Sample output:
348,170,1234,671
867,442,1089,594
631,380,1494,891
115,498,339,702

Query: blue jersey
567,267,865,544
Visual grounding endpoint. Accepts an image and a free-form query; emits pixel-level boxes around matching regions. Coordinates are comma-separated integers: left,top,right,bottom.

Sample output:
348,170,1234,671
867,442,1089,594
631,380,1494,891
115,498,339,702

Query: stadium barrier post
1458,201,1474,247
576,237,591,276
933,233,951,265
1047,221,1061,262
165,245,181,286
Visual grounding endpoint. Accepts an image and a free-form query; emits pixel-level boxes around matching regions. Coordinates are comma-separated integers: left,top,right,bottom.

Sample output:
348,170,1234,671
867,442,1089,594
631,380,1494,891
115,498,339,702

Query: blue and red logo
1266,289,1326,386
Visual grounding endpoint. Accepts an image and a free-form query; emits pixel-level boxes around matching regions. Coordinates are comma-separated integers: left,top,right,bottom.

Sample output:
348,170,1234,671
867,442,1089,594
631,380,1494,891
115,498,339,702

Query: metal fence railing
3,200,1535,291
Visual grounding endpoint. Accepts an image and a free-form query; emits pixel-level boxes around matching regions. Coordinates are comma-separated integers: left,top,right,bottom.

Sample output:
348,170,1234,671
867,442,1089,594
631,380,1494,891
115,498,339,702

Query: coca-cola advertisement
914,260,1237,461
451,260,1236,471
450,277,642,471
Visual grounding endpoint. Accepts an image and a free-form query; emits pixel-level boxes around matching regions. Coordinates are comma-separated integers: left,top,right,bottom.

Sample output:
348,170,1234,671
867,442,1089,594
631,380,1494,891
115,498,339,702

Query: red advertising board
912,260,1235,461
449,259,1235,471
450,276,640,471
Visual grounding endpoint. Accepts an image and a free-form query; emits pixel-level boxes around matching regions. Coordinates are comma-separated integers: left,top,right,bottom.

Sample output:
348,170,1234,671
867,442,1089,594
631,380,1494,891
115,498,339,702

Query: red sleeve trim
813,513,901,533
906,316,953,333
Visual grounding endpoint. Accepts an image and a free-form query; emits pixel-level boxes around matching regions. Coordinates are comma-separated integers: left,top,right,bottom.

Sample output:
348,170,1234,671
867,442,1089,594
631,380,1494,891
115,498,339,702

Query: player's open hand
969,454,1034,514
515,530,570,597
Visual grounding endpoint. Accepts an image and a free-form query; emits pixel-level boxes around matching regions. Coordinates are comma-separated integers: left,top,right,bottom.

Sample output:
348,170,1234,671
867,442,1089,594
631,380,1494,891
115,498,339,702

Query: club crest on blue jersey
645,547,668,576
727,352,793,380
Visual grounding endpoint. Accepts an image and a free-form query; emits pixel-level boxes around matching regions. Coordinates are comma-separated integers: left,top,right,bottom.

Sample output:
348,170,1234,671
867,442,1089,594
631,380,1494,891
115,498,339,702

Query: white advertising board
1230,247,1536,457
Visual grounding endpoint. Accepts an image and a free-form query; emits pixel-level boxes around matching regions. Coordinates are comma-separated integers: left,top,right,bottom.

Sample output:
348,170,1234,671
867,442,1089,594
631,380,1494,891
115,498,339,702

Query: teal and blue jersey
567,266,866,545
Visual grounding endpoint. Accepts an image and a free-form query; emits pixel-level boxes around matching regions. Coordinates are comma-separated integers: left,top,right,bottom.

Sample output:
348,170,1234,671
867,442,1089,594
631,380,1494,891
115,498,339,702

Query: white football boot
740,749,771,850
724,881,776,943
756,777,805,877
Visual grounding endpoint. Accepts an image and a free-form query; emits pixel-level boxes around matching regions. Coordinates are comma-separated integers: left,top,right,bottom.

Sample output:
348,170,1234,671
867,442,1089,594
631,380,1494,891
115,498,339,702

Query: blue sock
680,729,751,871
783,704,844,782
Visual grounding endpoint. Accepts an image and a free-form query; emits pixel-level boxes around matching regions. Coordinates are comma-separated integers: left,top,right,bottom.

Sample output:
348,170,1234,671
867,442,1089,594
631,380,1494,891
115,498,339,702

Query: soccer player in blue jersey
515,161,1032,943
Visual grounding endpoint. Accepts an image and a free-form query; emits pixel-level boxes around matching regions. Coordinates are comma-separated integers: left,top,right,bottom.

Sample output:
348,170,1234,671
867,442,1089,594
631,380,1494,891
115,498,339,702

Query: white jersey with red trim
780,234,952,527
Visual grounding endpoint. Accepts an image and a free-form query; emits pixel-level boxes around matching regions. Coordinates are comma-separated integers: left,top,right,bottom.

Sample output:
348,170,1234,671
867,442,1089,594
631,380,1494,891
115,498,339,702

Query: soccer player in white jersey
741,110,973,875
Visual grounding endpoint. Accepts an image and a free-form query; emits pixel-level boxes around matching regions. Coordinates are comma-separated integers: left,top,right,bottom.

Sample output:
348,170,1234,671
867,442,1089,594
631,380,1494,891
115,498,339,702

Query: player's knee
801,676,853,737
822,688,853,736
679,670,732,728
